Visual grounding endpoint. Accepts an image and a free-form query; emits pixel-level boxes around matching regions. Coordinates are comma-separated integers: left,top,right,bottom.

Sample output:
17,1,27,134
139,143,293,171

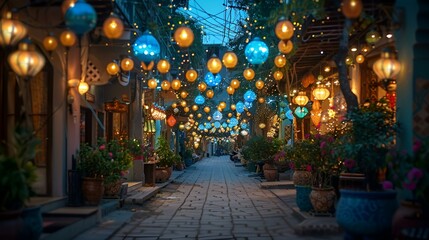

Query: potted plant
124,138,144,181
154,136,179,182
287,140,314,186
183,148,193,167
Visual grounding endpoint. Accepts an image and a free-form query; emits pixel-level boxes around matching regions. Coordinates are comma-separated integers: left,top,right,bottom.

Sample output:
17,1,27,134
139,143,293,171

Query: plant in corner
154,136,180,182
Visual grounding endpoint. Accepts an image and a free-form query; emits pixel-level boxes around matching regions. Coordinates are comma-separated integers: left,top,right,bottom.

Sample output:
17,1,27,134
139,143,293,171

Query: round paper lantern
106,62,119,75
294,106,309,118
230,79,240,89
312,85,330,100
244,90,257,102
147,78,157,89
103,14,124,39
195,95,205,105
0,11,27,47
356,53,365,64
366,29,381,45
42,35,58,52
186,68,198,82
204,72,222,87
213,110,222,121
294,91,309,106
161,80,170,90
245,37,269,65
206,89,214,99
184,107,190,113
64,0,97,35
341,0,363,19
227,113,233,118
204,106,210,113
214,121,221,129
278,40,293,54
258,97,265,104
275,18,294,40
197,113,202,118
255,80,264,90
198,82,207,92
172,103,177,108
274,55,287,68
120,58,134,71
230,104,236,111
171,79,181,90
245,101,253,109
180,91,188,99
78,81,89,95
8,40,46,78
180,100,187,107
219,101,226,109
222,51,238,69
226,86,235,95
174,25,194,48
133,31,160,64
236,101,245,113
372,48,401,81
157,59,170,74
243,68,255,81
192,105,199,111
60,30,77,47
273,70,283,81
207,55,222,74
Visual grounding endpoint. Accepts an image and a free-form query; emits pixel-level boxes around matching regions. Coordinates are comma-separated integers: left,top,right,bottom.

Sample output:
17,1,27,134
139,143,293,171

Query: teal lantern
222,122,227,128
229,118,238,127
65,0,97,35
214,121,221,128
286,110,294,120
194,95,205,105
236,101,245,113
244,90,257,102
240,123,248,129
133,31,160,64
244,37,269,65
294,107,308,118
198,124,205,130
213,110,222,121
204,72,222,87
205,122,212,129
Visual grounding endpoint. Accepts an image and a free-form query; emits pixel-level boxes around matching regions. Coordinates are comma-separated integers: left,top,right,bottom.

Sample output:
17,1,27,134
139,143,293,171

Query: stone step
259,180,294,189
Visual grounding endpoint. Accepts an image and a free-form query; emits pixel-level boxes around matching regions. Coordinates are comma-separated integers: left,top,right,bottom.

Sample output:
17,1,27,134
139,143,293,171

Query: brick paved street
110,156,342,240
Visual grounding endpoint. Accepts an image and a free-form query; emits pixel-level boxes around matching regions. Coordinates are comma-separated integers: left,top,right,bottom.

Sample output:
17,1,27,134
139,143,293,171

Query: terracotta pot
0,210,23,240
263,164,278,181
292,170,312,186
310,187,336,213
104,180,122,197
155,167,169,183
392,200,429,239
82,177,104,205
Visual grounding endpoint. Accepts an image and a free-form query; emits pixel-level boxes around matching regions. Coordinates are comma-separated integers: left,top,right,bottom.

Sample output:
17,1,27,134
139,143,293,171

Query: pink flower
306,165,312,172
407,167,424,181
99,144,106,150
108,152,113,158
320,141,327,149
382,181,393,190
403,182,417,191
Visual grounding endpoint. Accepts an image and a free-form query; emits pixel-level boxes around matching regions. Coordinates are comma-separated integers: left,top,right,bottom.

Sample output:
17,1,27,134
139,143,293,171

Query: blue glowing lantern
294,107,308,118
205,122,212,129
244,90,257,102
229,118,238,127
286,110,294,120
244,101,253,109
222,122,227,128
240,123,248,129
213,110,222,121
204,72,222,87
214,121,221,128
194,95,205,105
198,124,205,130
65,0,97,35
244,37,269,65
236,101,245,113
133,31,160,64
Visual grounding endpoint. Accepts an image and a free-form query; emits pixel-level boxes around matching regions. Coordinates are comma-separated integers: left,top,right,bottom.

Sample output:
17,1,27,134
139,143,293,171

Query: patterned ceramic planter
292,170,312,186
310,187,336,213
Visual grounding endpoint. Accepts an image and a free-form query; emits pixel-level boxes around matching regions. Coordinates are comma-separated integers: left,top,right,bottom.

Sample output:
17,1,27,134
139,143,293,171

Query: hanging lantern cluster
8,39,46,78
312,85,330,101
294,91,309,106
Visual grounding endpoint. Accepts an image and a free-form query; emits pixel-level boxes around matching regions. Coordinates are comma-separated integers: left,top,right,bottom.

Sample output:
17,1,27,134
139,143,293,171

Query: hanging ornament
204,106,210,113
204,72,222,87
206,89,214,99
255,80,264,90
213,110,222,121
312,85,330,100
8,39,46,78
341,0,363,19
274,55,287,68
106,62,120,75
60,30,77,47
147,78,157,89
236,101,245,113
258,97,265,104
192,105,199,111
207,55,222,74
42,34,58,52
294,107,309,118
245,37,269,65
133,31,160,64
161,80,170,91
184,107,190,113
157,59,170,74
294,91,309,106
174,25,194,48
64,0,97,35
365,29,381,45
301,73,316,88
171,79,181,90
198,82,207,92
244,90,257,102
186,68,198,82
180,100,187,107
244,101,253,109
286,110,294,120
102,14,124,39
219,102,227,110
230,104,236,111
120,58,134,71
230,79,240,89
0,11,27,47
214,121,221,129
312,100,321,110
180,91,188,99
356,53,365,64
310,109,322,126
273,70,283,81
141,61,155,71
278,40,293,54
226,86,235,95
222,51,238,69
78,81,89,95
243,67,255,81
275,18,294,40
194,95,205,105
167,115,177,127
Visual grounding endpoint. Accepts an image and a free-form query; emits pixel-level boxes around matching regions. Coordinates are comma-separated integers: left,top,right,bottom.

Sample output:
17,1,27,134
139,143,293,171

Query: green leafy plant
287,140,315,172
155,136,180,167
242,136,283,164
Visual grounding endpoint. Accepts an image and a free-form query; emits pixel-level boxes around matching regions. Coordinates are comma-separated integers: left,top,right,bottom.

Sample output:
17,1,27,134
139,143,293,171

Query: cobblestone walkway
112,156,341,240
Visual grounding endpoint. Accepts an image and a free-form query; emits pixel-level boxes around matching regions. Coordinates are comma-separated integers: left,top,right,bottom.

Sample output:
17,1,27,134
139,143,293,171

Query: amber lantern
184,107,190,113
230,79,240,89
204,106,210,113
186,68,198,82
341,0,363,19
0,11,27,46
8,40,45,78
60,30,77,48
259,123,266,129
180,100,187,107
180,91,188,99
157,59,170,74
206,89,214,99
161,80,170,91
294,91,309,106
78,81,89,95
141,61,155,71
258,97,265,104
230,104,236,111
372,48,401,86
171,102,177,108
274,55,287,68
275,18,294,40
197,113,202,118
278,40,293,54
198,82,207,92
147,78,157,89
106,62,120,75
243,68,255,81
222,51,238,69
120,57,134,71
174,25,194,48
42,34,58,52
356,53,365,64
192,105,199,111
273,70,283,81
312,85,330,100
207,55,222,74
171,79,182,90
219,102,226,109
255,80,264,90
102,14,124,39
226,86,235,95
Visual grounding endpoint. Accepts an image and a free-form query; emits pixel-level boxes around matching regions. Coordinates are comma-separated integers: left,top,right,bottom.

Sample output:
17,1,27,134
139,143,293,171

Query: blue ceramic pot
295,185,313,212
336,189,397,238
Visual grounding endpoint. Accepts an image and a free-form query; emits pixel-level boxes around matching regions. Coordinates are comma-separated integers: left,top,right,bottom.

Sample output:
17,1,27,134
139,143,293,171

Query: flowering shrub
286,141,314,172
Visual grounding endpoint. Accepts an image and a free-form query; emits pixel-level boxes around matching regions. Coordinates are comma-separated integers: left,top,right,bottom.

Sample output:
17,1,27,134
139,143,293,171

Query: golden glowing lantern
204,106,210,113
207,116,212,121
259,123,266,129
174,25,194,48
171,79,182,90
258,97,265,104
172,102,177,108
273,70,283,81
42,35,58,52
161,80,170,91
207,55,222,74
180,91,188,99
184,107,190,113
274,55,287,68
0,11,27,46
219,102,227,110
102,14,124,39
206,89,214,99
60,30,77,47
197,113,202,118
185,68,198,82
341,0,363,19
180,100,187,107
198,82,207,92
8,40,46,78
189,114,194,119
324,65,331,73
226,86,235,95
228,113,233,118
275,18,294,40
312,85,330,100
141,61,155,71
222,51,238,69
255,80,264,90
230,104,236,111
192,105,199,111
311,109,322,127
294,91,309,106
312,100,321,110
157,59,170,74
147,78,157,89
120,58,134,71
78,81,89,95
230,79,240,89
356,53,365,64
278,40,293,54
106,62,120,75
179,124,185,130
372,48,401,81
243,68,255,81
